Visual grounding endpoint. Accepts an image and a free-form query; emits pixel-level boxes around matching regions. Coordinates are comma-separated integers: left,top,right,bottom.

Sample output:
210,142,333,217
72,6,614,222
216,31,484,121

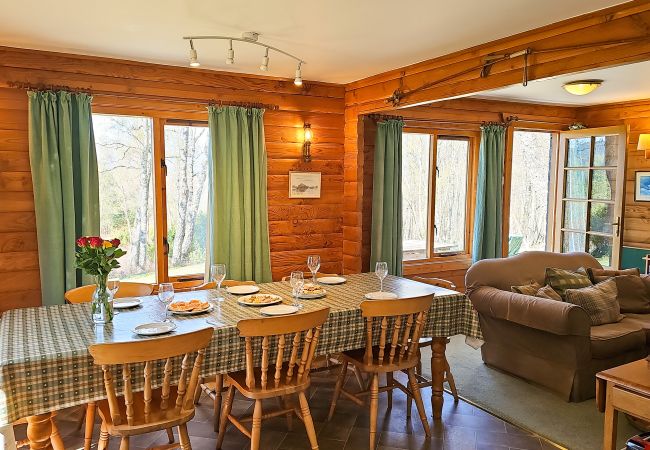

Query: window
93,115,211,283
508,130,554,256
94,114,156,281
401,132,472,261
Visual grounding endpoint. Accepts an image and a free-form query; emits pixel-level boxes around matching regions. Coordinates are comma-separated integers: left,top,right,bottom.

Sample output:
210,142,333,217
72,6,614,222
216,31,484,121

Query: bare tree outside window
401,133,430,260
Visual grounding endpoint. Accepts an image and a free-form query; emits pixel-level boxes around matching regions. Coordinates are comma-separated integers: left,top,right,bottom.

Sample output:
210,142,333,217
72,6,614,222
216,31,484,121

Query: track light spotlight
260,47,269,71
226,40,235,65
294,62,303,86
188,40,200,67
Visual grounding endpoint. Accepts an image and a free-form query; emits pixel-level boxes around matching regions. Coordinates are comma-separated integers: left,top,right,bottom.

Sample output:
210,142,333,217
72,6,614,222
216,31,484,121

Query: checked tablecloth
0,273,481,425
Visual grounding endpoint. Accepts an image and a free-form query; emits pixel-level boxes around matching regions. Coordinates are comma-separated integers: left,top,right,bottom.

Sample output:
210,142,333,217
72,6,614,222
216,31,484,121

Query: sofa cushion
545,267,593,299
565,279,622,325
587,267,640,284
622,313,650,346
590,319,647,359
614,275,650,313
535,285,562,301
511,281,542,296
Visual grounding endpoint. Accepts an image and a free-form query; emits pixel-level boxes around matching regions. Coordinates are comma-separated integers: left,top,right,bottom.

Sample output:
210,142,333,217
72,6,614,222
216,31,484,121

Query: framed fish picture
289,171,321,199
635,171,650,202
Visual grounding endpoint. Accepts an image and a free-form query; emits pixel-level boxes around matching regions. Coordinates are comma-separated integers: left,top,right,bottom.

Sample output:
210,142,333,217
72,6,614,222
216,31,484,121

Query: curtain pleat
208,106,272,283
370,119,404,276
28,91,99,305
472,124,506,262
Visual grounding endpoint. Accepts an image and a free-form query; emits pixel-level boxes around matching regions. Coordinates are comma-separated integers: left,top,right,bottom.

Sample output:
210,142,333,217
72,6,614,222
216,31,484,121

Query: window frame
401,128,478,266
93,107,210,284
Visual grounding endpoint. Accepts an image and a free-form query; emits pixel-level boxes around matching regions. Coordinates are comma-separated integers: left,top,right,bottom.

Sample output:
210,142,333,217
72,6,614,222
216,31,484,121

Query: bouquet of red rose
75,236,126,323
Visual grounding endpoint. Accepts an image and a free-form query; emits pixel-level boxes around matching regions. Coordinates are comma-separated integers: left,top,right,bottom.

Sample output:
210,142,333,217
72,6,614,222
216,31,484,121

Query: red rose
89,237,103,248
110,238,120,248
76,236,89,247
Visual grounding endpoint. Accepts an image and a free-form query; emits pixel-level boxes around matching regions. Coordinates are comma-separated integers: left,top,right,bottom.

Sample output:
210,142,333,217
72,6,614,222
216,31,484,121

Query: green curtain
207,106,272,283
370,119,404,276
472,124,507,262
28,91,99,305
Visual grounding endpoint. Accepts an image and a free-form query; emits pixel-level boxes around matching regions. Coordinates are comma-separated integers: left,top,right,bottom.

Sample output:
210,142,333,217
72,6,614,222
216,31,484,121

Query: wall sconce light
639,133,650,159
303,123,312,162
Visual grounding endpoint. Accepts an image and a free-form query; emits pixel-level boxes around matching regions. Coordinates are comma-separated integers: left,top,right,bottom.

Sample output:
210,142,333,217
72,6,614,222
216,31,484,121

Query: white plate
168,303,214,315
226,285,260,295
364,292,398,300
298,292,326,299
113,298,142,309
134,322,176,336
237,294,283,307
318,276,346,285
260,305,299,316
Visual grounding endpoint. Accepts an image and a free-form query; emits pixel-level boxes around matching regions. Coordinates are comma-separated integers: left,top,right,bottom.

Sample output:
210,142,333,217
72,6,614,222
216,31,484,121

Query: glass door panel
554,127,626,268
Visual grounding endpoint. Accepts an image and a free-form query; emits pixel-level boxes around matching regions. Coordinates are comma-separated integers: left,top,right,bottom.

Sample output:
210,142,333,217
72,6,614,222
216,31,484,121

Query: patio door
553,126,627,268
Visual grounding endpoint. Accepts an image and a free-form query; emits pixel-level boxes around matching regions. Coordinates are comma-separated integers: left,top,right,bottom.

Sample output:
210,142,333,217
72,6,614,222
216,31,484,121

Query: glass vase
92,274,114,324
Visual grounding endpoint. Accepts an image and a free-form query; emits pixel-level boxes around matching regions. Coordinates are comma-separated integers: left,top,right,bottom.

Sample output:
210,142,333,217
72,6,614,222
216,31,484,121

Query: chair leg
97,422,109,450
83,402,96,450
407,368,431,437
298,392,319,450
119,436,129,450
216,386,235,449
352,365,365,390
386,372,393,409
406,393,412,419
194,377,203,405
178,423,192,450
49,418,64,450
445,359,459,402
369,373,379,450
328,361,348,421
251,400,263,450
213,374,224,432
166,428,174,443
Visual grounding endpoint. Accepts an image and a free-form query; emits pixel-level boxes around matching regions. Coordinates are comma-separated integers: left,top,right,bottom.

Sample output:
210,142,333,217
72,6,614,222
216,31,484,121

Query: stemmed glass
307,255,320,284
107,278,120,314
211,264,226,302
375,261,388,293
290,271,305,309
158,282,174,321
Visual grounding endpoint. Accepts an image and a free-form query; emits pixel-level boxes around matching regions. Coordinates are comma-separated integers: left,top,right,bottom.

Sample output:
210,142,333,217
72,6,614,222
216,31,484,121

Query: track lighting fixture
260,47,269,71
183,32,305,85
226,40,234,65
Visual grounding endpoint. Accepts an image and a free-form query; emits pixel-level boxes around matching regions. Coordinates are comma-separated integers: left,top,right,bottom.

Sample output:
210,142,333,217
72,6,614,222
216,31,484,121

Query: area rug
422,336,639,450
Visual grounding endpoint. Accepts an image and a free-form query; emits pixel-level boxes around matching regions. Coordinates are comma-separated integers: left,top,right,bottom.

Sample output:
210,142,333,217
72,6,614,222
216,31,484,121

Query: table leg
603,383,618,450
26,413,54,450
430,337,447,421
83,402,96,450
213,374,223,432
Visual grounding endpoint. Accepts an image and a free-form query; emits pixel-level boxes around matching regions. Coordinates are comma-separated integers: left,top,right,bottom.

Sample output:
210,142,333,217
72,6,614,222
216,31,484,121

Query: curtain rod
404,114,520,126
368,113,404,121
208,100,279,110
8,81,92,94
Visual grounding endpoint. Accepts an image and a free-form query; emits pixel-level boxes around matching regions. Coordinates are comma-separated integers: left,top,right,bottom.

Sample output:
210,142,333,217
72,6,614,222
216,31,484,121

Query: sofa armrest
468,286,591,337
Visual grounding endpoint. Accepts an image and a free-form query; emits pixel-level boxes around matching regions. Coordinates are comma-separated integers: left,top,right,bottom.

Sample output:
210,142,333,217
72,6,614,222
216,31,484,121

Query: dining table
0,273,482,449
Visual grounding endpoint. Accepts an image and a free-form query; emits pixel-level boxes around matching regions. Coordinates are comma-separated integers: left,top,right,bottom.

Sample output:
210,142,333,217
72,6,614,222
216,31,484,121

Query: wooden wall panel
0,48,345,311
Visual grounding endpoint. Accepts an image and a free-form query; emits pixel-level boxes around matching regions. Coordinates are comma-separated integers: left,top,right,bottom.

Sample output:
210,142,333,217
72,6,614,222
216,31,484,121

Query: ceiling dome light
563,80,603,96
260,47,269,71
294,63,303,86
188,40,200,67
226,40,235,65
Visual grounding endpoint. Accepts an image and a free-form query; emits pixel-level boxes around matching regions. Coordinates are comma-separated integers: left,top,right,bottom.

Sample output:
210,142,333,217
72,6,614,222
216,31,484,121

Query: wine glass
375,262,388,293
158,283,174,321
107,278,120,314
290,271,304,309
307,255,321,284
211,264,226,302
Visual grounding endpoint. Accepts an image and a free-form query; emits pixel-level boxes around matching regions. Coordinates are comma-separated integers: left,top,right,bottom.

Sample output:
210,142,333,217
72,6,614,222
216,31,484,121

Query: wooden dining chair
88,327,213,450
64,282,153,304
216,307,330,450
328,295,434,449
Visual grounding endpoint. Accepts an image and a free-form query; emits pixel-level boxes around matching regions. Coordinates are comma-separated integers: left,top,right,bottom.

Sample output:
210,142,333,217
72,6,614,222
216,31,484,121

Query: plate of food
168,299,213,315
237,293,283,307
298,283,326,299
134,322,176,336
113,298,142,309
318,276,346,285
226,285,260,295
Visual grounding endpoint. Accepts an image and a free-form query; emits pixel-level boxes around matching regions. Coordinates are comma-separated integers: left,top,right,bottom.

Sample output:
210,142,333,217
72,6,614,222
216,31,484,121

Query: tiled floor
13,370,561,450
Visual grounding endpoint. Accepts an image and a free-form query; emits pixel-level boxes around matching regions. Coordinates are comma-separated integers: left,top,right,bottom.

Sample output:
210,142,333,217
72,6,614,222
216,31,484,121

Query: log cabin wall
576,100,650,269
0,46,345,311
348,98,579,288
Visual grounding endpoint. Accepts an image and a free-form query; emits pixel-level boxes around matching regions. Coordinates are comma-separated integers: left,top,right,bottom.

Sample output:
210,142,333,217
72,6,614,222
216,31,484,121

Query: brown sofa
465,251,650,402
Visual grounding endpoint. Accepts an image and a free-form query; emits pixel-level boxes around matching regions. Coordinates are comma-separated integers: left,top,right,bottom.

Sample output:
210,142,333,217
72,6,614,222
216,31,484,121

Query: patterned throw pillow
587,267,640,284
544,267,592,300
511,281,542,296
535,285,562,301
564,279,622,326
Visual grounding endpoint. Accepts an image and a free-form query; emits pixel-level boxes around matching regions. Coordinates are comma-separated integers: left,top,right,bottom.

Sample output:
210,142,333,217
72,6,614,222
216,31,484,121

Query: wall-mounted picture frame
289,171,321,199
635,171,650,202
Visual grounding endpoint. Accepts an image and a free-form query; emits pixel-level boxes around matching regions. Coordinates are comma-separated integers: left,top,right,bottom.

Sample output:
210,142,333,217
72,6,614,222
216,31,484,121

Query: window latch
163,237,169,255
436,166,440,177
433,224,438,235
161,158,167,176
